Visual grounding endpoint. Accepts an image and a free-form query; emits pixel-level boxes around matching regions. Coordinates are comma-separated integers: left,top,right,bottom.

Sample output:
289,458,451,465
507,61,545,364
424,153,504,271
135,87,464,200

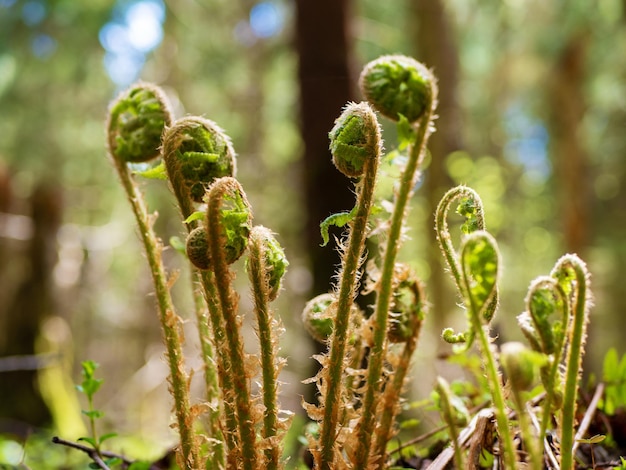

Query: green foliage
601,348,626,415
76,360,102,401
319,206,356,247
184,210,205,224
396,114,417,150
133,162,168,180
525,278,567,355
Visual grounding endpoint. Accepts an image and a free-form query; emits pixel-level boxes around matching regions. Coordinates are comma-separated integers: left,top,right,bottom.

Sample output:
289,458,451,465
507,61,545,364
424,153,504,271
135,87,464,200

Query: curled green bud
163,116,237,204
524,276,568,355
500,342,543,392
441,328,467,345
460,230,499,322
248,226,289,301
329,102,382,178
302,293,335,343
456,196,482,235
387,265,426,343
302,294,362,344
359,55,435,123
206,177,252,265
185,226,210,270
107,83,173,163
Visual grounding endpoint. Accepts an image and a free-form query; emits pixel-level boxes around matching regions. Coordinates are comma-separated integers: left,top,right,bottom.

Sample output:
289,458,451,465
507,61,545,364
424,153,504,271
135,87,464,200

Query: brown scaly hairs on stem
246,226,290,469
305,101,381,470
204,176,259,469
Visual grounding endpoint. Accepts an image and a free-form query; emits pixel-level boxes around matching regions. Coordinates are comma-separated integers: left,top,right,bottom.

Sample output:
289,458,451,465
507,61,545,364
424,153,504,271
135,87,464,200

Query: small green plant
601,348,626,415
75,361,116,461
51,361,158,469
51,53,619,469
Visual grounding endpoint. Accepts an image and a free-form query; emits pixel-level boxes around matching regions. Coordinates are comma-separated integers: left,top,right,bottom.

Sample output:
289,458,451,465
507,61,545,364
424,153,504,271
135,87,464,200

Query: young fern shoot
458,231,517,470
435,185,488,349
246,226,289,470
517,276,568,442
312,101,381,470
351,55,438,469
436,187,517,470
500,342,544,470
162,115,239,468
106,84,200,469
551,254,592,470
371,266,427,467
205,177,258,470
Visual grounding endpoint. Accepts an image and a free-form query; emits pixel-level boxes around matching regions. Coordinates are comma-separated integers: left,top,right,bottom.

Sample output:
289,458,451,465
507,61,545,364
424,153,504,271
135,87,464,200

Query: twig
52,437,113,469
572,382,605,455
391,423,448,454
0,353,61,372
52,436,167,470
390,400,491,456
425,408,495,470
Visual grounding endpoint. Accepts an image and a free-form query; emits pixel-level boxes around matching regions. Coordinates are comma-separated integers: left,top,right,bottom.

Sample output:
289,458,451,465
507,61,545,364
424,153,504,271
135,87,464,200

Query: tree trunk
410,0,461,330
0,182,62,433
294,0,356,297
548,34,589,256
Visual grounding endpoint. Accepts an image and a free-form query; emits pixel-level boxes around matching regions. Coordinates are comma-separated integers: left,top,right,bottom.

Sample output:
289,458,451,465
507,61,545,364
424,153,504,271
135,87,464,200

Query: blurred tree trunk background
548,33,590,256
410,0,460,336
0,181,62,432
294,0,356,404
295,0,356,296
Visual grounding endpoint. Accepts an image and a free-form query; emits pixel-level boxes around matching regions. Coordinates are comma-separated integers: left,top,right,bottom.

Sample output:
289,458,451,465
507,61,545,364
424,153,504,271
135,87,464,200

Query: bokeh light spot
523,226,552,254
104,52,145,87
250,2,283,38
98,0,165,87
99,23,129,54
31,34,57,59
0,54,17,96
22,0,45,26
594,173,620,200
126,1,164,52
446,150,474,182
503,104,550,182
